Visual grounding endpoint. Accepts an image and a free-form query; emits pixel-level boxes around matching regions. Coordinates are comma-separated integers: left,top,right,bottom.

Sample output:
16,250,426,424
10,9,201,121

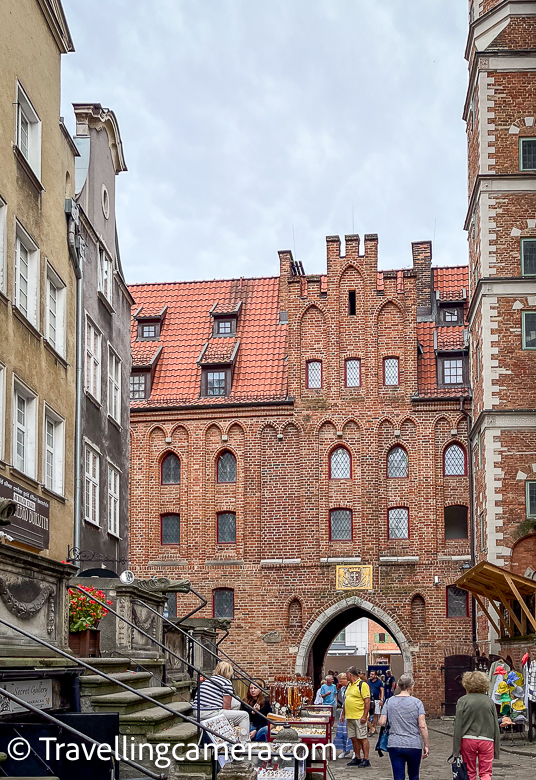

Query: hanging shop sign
336,565,373,591
0,475,49,550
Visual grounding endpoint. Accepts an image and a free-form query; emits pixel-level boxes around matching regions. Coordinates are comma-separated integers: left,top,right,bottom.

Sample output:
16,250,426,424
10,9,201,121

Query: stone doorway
294,596,412,689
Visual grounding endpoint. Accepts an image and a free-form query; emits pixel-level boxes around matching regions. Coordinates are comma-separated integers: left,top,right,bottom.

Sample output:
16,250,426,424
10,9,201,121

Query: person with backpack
340,666,371,768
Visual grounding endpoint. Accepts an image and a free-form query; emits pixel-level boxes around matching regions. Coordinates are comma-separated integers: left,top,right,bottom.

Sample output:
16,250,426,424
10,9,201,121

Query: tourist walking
378,673,429,780
241,681,272,741
193,661,250,738
367,669,384,735
320,674,338,719
340,666,371,768
314,679,326,704
384,669,396,699
452,671,500,780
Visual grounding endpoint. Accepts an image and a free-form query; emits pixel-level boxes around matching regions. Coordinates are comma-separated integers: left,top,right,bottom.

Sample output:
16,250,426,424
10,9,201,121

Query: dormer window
138,320,160,340
134,305,167,341
439,306,463,325
214,318,236,336
201,368,231,397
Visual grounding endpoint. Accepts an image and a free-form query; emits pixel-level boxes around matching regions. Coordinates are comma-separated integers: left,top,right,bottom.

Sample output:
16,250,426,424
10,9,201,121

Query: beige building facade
0,0,77,561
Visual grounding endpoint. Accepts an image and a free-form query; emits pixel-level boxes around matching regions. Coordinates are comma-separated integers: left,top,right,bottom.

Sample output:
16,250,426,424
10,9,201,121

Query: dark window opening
213,588,234,619
447,585,469,618
348,290,356,316
162,452,181,484
444,505,468,540
165,593,177,618
217,512,236,543
520,138,536,171
523,312,536,350
161,513,180,544
217,451,237,483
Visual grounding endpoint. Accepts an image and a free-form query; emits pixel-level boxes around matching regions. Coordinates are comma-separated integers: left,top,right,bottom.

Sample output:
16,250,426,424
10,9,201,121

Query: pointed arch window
444,444,466,476
217,451,236,483
387,446,408,478
161,452,180,484
330,447,351,479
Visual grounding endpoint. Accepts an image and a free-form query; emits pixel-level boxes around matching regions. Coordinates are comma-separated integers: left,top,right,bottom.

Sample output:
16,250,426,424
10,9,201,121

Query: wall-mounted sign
336,565,373,591
0,476,49,550
0,679,52,713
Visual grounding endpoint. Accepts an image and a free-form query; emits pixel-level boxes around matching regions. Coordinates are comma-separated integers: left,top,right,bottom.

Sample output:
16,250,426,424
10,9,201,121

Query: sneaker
357,760,371,768
347,758,361,766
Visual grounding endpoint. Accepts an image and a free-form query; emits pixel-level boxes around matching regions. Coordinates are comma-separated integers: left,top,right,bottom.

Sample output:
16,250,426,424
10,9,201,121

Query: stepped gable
128,276,287,407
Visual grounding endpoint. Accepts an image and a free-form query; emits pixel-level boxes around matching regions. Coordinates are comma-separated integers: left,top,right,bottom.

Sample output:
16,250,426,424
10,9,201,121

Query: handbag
376,724,389,756
447,755,470,780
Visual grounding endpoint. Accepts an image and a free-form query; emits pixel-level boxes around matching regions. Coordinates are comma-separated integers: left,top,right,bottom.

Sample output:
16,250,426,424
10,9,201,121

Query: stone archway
294,595,414,678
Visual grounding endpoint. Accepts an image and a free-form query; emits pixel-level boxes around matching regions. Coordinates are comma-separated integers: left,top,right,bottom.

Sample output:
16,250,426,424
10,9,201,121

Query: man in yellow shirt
340,666,371,767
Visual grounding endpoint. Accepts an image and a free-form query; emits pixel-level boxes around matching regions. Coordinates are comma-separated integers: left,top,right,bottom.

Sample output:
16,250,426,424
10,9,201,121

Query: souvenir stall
456,561,536,742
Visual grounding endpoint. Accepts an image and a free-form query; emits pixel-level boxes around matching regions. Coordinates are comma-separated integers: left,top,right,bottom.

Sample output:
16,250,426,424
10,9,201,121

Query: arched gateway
294,596,413,684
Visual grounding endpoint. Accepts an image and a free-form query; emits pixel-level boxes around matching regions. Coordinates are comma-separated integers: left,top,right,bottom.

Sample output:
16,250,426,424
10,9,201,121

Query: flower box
68,627,100,657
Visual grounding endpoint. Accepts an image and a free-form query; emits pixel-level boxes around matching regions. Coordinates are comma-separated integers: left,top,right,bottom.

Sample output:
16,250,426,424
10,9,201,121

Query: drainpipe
459,396,478,650
67,217,83,552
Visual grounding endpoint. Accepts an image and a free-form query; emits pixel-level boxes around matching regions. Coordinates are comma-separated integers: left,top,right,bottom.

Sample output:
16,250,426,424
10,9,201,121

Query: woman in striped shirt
193,661,250,738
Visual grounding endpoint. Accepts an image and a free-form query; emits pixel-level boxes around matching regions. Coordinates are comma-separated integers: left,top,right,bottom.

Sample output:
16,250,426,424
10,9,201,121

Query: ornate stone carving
116,596,129,648
262,631,282,644
47,592,55,635
132,605,157,636
134,576,190,593
0,578,54,620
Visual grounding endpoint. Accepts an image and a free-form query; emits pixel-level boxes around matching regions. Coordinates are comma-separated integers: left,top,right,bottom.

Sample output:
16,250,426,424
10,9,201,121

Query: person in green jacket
453,671,500,780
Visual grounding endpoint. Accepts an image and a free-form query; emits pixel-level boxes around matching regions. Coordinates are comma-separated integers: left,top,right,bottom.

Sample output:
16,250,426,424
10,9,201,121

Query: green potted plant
68,585,113,657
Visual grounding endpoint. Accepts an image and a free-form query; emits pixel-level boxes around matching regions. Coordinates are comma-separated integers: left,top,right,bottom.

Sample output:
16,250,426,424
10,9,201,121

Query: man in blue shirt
320,674,338,719
367,669,384,735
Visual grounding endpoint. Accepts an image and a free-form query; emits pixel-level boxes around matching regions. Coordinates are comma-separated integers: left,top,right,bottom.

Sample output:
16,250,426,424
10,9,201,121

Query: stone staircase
79,658,211,779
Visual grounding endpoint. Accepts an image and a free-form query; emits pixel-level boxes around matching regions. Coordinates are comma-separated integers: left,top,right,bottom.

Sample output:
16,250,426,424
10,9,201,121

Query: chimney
412,241,432,314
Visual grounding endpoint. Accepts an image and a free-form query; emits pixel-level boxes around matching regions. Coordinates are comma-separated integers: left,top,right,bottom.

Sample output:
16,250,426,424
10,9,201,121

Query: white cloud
61,0,469,283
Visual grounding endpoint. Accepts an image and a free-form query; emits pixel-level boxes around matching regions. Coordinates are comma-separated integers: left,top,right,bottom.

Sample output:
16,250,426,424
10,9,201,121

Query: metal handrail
0,615,236,746
177,586,208,622
134,597,268,696
0,684,165,780
71,585,271,725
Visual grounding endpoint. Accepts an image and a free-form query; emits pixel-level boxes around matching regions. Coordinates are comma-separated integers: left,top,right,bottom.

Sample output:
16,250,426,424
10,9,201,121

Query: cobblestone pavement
328,727,536,780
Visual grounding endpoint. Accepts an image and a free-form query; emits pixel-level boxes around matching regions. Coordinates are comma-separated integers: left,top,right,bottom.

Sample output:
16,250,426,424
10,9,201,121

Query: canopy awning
456,560,536,639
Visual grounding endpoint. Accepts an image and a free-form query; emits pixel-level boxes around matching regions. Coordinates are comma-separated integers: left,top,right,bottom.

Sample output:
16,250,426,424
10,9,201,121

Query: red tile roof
436,326,466,351
128,277,288,408
433,266,469,302
132,342,162,368
199,337,240,365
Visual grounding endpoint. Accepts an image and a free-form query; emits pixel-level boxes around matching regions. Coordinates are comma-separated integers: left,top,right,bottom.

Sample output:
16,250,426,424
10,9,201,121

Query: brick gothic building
128,236,474,714
464,1,536,655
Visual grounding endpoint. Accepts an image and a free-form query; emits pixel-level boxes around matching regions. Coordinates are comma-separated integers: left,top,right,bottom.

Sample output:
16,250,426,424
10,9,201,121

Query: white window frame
107,463,120,537
84,444,100,526
46,265,66,356
16,83,42,178
15,223,39,327
108,346,121,423
85,317,102,401
12,378,37,479
98,248,113,304
0,197,6,294
43,405,64,495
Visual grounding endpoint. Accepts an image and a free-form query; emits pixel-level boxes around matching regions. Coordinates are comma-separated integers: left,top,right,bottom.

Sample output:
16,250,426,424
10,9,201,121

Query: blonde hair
213,661,234,679
462,671,489,694
320,679,326,686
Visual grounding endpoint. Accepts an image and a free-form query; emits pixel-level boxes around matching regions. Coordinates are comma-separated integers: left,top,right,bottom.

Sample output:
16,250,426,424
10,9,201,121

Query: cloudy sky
61,1,469,284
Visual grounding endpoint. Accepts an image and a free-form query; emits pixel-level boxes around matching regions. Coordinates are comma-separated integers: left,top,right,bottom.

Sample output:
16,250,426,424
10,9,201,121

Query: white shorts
373,700,383,715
